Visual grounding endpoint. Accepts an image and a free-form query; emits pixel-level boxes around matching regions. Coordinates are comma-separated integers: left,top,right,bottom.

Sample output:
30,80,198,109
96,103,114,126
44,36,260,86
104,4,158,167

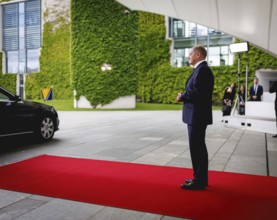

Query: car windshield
0,88,15,101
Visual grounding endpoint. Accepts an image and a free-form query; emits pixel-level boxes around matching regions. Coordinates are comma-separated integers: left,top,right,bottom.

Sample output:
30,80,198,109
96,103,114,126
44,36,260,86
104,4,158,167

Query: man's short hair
193,45,207,59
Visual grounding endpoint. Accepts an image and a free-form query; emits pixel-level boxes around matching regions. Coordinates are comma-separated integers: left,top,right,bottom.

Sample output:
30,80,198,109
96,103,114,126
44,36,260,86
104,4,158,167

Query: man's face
189,49,198,66
254,79,258,84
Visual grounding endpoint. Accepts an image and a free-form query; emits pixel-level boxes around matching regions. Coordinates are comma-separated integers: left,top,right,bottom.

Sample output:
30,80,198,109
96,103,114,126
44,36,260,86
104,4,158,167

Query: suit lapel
185,61,207,89
185,68,197,88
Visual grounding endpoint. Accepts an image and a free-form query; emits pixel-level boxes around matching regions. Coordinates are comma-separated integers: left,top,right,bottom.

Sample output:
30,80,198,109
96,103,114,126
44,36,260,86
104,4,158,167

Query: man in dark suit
269,81,277,138
249,78,263,101
176,45,214,190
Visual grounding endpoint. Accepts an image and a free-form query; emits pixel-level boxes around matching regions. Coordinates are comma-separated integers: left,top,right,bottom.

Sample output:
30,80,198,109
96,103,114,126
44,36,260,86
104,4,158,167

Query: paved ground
0,110,277,220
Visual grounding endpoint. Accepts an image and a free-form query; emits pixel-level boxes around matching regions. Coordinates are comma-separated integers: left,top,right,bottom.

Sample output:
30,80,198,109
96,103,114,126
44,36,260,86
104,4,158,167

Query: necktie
255,85,257,95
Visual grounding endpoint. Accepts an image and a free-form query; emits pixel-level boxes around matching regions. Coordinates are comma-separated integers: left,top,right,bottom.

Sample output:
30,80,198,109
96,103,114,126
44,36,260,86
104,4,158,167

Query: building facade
168,18,234,67
0,0,68,97
1,0,41,74
0,0,41,97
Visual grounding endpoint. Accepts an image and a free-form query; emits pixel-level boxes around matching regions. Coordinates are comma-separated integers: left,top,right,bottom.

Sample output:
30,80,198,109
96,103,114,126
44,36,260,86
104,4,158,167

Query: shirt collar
193,60,206,69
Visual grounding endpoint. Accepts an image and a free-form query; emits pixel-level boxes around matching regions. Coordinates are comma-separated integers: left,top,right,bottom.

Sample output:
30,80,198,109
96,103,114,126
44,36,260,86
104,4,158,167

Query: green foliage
211,66,238,105
136,12,239,105
137,12,171,102
25,10,72,100
137,62,238,105
1,0,277,106
137,17,277,104
0,52,16,93
71,0,139,107
0,74,16,93
233,42,277,84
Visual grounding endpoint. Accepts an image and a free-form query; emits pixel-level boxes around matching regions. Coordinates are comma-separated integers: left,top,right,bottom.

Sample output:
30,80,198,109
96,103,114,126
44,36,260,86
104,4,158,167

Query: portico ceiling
116,0,277,57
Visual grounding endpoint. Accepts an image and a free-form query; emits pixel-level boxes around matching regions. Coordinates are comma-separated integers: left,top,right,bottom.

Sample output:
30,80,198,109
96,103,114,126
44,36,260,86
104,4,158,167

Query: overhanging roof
116,0,277,57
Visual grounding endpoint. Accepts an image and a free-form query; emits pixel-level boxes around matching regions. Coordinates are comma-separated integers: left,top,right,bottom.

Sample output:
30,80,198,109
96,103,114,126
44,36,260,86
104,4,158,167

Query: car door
0,90,36,136
0,90,15,135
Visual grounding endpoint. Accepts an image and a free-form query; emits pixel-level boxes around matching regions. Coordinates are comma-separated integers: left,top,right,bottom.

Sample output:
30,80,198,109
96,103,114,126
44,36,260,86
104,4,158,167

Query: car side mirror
13,95,22,103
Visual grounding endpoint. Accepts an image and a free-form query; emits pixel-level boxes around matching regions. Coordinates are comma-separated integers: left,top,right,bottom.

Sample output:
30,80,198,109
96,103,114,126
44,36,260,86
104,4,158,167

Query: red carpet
0,155,277,220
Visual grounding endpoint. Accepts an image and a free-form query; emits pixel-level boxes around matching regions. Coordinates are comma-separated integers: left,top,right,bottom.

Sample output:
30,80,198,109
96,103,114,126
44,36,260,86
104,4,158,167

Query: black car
0,86,59,142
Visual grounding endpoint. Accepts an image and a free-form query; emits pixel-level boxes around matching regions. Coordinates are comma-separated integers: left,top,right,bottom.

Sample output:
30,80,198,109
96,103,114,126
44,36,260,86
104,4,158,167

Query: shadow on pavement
0,135,60,153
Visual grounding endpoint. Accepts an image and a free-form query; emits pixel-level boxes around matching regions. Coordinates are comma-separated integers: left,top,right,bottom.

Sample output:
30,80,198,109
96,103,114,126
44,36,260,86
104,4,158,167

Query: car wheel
36,116,55,142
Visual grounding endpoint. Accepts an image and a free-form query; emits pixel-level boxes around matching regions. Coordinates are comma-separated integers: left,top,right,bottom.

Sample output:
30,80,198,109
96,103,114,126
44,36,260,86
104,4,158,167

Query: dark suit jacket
269,81,277,110
180,61,214,125
249,84,263,101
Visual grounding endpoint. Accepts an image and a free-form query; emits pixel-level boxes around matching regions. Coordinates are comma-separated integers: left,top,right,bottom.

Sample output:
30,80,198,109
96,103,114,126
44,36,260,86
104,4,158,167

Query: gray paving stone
87,207,162,220
225,155,267,175
0,190,30,209
162,216,191,220
0,110,275,220
268,151,277,176
14,199,104,220
0,198,47,220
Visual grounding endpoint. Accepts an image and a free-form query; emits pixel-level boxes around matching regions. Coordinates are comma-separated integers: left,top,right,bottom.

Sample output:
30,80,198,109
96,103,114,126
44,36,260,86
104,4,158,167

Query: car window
0,91,10,101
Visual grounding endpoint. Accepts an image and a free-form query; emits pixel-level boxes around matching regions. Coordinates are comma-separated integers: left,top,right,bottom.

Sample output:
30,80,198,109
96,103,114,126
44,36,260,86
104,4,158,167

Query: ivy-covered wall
0,0,16,92
1,0,277,105
137,12,171,102
137,13,277,105
0,53,16,93
71,0,139,107
25,7,71,99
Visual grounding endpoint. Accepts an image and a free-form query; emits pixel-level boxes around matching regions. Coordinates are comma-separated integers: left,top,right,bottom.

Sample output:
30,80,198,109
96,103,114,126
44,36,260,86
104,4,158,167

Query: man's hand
176,93,182,102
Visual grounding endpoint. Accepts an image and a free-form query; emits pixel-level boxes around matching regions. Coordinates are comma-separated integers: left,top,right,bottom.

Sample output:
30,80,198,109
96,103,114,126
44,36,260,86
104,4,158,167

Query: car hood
24,100,56,111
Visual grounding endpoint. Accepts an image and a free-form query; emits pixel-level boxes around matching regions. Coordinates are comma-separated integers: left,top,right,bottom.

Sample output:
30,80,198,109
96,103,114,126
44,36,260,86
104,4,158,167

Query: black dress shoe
273,134,277,138
181,182,206,190
185,179,193,184
185,179,208,187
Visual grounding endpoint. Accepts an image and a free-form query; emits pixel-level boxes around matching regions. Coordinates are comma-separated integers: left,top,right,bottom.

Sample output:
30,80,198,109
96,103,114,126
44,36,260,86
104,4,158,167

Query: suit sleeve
260,86,263,96
269,82,277,93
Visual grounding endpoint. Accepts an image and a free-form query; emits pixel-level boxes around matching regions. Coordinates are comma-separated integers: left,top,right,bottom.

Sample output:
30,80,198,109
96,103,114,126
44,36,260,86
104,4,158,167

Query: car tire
36,116,55,142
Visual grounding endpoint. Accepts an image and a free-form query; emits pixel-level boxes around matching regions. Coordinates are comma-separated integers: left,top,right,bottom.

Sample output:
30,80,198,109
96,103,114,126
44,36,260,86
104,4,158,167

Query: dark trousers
187,124,208,185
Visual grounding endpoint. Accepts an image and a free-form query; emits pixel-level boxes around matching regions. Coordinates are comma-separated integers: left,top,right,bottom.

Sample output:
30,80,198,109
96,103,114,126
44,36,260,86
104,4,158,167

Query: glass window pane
26,11,40,26
7,51,18,73
209,55,220,66
19,62,26,73
0,91,10,100
221,46,229,54
27,49,39,73
19,50,26,62
189,23,196,37
209,47,220,55
26,26,41,48
3,0,41,74
3,4,18,27
197,25,207,36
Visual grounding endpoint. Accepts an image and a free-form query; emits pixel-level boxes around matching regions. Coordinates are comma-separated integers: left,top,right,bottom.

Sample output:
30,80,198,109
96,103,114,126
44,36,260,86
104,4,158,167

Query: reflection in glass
171,18,234,67
7,51,19,73
19,62,26,73
3,0,41,74
197,25,207,36
27,50,39,72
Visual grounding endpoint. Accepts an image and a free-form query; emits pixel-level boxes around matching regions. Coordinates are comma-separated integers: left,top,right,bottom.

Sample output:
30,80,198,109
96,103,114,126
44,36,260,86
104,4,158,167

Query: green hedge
1,0,277,105
0,52,16,93
25,11,71,100
137,12,172,102
137,15,277,105
137,63,238,105
71,0,139,107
